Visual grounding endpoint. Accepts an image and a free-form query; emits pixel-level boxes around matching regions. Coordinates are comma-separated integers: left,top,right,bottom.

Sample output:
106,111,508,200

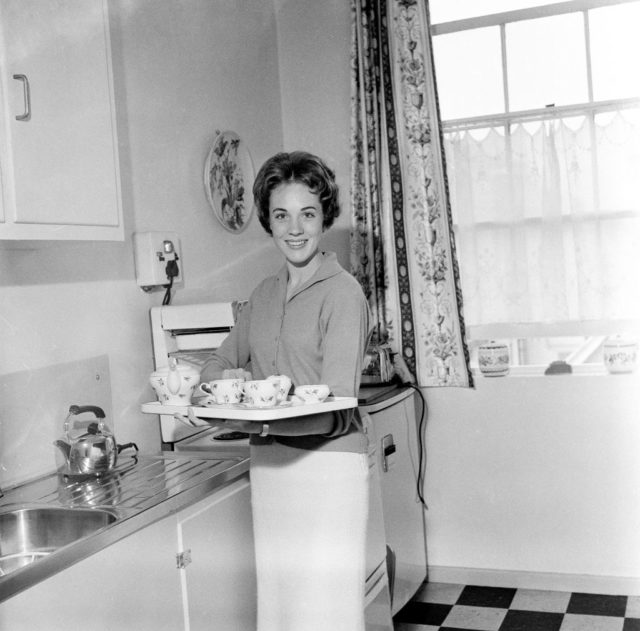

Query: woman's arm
199,301,252,383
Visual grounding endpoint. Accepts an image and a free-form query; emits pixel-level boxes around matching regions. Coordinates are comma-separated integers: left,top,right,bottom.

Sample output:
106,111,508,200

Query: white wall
424,373,640,593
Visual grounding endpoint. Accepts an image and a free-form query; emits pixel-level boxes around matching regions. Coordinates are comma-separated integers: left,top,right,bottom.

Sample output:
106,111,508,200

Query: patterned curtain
350,0,472,387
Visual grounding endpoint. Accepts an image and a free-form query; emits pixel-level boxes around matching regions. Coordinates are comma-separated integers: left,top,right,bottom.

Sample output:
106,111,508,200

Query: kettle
54,405,138,478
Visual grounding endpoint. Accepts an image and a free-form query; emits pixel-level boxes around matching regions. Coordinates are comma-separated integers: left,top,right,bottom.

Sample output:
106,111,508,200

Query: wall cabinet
0,0,123,241
0,475,255,631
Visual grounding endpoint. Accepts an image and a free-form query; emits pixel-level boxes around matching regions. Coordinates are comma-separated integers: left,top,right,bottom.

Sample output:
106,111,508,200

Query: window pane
507,13,588,110
596,109,640,210
429,0,560,24
590,3,640,101
432,27,503,119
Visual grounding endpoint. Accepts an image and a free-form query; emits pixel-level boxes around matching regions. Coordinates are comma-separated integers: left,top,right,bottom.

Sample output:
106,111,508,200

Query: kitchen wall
1,0,637,596
425,373,640,594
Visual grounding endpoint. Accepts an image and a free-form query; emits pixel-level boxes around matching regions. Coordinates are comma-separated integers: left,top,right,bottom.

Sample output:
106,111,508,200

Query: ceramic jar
149,358,201,404
603,336,638,374
478,341,510,377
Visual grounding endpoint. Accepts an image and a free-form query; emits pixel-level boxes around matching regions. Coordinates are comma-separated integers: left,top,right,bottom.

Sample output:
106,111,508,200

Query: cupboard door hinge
176,549,192,569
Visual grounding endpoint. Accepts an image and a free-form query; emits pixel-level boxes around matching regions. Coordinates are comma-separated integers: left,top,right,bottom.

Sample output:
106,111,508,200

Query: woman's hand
218,419,262,434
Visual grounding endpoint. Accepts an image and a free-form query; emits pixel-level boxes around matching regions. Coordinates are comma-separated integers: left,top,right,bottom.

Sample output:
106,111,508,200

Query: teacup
294,384,331,404
196,378,243,404
266,374,292,403
242,379,280,407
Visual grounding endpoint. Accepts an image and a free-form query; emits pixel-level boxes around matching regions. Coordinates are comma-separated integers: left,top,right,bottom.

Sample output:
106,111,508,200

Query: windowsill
471,363,637,378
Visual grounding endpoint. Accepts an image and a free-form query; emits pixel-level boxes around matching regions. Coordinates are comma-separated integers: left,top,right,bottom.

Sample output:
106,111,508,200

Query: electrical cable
162,256,180,305
404,382,428,510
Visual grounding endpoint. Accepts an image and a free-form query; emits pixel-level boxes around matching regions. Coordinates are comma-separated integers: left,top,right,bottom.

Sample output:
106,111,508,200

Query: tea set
149,359,330,408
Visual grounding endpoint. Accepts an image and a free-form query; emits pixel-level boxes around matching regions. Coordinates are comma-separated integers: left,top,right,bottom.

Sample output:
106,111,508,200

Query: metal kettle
53,405,138,478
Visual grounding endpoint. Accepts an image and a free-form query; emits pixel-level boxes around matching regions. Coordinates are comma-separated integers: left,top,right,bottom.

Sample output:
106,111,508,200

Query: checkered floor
393,582,640,630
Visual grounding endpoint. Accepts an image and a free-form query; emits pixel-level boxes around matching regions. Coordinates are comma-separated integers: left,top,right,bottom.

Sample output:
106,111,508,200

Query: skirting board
428,566,640,596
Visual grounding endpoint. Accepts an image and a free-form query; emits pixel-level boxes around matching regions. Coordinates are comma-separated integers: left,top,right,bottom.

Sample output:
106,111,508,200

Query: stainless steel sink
0,506,117,577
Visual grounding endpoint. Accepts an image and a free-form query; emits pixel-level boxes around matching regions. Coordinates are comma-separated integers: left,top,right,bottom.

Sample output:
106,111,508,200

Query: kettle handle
117,442,139,454
68,405,106,418
64,405,107,436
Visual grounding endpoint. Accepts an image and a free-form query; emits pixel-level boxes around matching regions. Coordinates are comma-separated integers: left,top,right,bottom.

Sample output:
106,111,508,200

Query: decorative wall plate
204,130,255,233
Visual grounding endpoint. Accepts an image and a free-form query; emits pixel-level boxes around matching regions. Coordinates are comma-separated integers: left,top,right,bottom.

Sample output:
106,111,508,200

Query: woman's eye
303,212,317,220
272,212,287,221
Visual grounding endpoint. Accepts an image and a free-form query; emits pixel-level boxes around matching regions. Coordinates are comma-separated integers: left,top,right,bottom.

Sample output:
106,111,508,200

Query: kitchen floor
393,582,640,630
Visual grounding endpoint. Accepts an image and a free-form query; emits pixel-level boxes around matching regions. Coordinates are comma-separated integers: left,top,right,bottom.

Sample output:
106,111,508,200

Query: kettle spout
53,439,71,461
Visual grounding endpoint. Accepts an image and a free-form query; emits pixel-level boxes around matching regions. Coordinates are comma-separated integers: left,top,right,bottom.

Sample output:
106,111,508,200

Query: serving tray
141,396,358,422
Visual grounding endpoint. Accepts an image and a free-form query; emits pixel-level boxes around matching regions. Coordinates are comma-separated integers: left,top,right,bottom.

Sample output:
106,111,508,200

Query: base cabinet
0,474,255,631
0,508,184,631
177,476,256,631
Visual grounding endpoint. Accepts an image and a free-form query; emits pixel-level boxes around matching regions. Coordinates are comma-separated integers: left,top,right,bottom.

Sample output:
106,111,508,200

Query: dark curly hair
253,151,340,235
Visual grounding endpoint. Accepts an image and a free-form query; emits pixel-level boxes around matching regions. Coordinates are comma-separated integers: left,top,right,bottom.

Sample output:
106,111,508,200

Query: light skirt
250,441,370,631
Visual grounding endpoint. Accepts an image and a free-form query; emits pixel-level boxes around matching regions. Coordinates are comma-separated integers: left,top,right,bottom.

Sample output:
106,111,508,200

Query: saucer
235,401,292,410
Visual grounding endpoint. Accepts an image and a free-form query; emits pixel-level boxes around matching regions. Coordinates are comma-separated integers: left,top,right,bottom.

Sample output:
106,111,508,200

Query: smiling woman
199,151,373,631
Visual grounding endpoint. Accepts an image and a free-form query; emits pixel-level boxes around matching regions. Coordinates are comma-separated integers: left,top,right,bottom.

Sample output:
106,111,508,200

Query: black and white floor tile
393,582,640,631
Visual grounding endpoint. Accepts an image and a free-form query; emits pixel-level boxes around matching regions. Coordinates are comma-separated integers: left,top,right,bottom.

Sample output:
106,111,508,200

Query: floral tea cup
266,374,292,403
294,384,331,404
242,379,280,407
197,378,244,404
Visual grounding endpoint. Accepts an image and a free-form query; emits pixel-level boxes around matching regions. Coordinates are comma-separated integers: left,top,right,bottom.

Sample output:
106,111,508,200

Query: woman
199,151,372,631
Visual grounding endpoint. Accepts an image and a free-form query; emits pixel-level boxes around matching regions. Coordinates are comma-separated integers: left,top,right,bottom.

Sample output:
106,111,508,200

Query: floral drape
350,0,472,387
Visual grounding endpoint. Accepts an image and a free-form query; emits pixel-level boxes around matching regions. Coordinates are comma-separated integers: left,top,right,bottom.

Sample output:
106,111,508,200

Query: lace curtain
445,110,640,335
349,0,472,387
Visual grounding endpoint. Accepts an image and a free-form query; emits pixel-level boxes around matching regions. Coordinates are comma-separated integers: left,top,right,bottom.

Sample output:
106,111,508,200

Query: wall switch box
133,231,183,289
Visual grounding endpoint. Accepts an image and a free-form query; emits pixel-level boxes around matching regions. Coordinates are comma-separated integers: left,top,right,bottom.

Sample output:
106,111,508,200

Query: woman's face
269,182,324,268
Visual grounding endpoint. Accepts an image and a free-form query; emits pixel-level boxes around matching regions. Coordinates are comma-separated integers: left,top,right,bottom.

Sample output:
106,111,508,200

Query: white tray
141,396,358,422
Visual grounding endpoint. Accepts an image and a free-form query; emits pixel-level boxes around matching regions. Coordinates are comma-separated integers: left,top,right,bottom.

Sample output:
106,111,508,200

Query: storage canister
603,335,638,374
478,341,510,377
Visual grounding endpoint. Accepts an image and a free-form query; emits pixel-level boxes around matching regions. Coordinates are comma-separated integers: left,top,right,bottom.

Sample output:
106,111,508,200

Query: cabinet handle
12,74,31,121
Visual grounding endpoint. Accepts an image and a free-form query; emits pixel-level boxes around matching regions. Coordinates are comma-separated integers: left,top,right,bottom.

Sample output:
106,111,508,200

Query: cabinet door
0,515,183,631
0,0,122,240
177,475,257,631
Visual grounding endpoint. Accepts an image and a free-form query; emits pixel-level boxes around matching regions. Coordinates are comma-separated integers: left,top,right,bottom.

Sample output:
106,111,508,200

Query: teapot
149,357,201,405
53,405,138,478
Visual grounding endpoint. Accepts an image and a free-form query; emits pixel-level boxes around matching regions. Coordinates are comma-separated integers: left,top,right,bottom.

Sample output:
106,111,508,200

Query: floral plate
204,130,255,233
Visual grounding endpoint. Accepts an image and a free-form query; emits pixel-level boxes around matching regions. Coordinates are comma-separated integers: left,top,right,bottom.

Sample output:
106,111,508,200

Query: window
430,0,640,372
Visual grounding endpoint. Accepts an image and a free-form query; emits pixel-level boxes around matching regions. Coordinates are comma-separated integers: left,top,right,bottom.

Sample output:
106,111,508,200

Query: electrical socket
133,231,183,290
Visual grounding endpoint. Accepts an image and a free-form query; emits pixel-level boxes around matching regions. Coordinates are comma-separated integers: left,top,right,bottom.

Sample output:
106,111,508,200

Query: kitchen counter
0,450,249,603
